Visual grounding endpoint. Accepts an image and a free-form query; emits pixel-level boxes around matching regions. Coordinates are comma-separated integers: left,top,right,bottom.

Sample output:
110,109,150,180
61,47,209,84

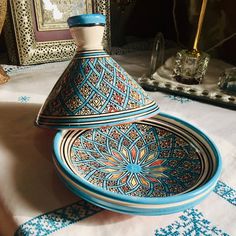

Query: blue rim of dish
54,170,214,216
67,14,106,28
56,170,212,215
53,158,216,209
53,113,222,205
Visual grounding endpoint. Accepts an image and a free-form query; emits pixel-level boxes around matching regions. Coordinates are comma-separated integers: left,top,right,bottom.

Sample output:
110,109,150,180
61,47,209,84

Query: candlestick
173,0,209,85
193,0,208,52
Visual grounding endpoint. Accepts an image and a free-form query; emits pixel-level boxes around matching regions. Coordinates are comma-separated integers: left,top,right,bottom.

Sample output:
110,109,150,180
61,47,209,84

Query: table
0,52,235,236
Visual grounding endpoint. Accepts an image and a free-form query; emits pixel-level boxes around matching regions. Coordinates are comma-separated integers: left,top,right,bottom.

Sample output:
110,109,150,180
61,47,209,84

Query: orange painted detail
131,147,137,160
149,159,164,166
104,161,116,166
108,105,117,113
147,176,158,182
113,151,123,161
121,175,128,183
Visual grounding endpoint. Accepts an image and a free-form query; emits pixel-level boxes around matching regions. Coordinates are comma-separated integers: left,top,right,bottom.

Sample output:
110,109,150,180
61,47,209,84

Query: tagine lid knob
68,14,106,52
67,14,106,27
35,14,160,129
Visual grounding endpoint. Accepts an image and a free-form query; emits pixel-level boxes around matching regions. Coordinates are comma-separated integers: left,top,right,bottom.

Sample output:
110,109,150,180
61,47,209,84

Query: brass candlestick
173,0,209,84
0,0,10,85
193,0,208,53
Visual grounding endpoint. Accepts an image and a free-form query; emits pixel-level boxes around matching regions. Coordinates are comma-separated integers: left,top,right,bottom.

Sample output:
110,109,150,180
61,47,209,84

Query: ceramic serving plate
53,113,222,215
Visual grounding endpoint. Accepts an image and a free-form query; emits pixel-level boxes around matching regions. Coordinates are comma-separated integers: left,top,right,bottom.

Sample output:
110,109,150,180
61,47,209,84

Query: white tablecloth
0,52,235,236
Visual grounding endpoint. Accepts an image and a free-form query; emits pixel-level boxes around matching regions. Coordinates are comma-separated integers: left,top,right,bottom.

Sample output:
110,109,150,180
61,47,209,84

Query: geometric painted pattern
155,208,229,236
68,122,203,197
42,53,153,116
36,51,159,129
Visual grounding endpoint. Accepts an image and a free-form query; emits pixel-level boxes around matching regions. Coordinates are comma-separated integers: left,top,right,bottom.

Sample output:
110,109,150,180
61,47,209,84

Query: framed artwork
5,0,111,65
34,0,93,31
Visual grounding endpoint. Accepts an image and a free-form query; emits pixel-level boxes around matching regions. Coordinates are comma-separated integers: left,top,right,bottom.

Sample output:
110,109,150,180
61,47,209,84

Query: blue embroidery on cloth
214,180,236,206
15,200,102,236
155,208,229,236
165,95,191,104
15,180,235,235
155,181,236,236
18,96,30,103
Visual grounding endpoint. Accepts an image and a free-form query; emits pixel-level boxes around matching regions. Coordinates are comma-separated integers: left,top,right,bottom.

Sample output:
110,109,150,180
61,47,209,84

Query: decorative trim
155,208,229,236
154,181,234,236
139,68,236,110
165,95,192,104
214,180,236,206
1,62,66,75
14,200,102,236
18,96,30,103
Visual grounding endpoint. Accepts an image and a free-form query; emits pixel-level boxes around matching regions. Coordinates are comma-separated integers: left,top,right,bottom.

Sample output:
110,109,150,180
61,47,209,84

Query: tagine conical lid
36,14,160,129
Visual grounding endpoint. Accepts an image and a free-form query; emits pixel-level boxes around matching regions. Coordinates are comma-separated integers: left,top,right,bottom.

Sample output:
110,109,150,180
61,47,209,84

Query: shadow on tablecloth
0,102,79,208
0,102,133,235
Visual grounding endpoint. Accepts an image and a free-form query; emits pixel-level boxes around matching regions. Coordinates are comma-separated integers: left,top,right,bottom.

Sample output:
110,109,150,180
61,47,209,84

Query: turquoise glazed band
36,102,159,129
67,14,106,27
58,171,213,216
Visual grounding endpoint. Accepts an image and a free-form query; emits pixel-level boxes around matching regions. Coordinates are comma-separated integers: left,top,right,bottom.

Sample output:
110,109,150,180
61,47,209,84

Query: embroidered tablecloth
0,52,235,236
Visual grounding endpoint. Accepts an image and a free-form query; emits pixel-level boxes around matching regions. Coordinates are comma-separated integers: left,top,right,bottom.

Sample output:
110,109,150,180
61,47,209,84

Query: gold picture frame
34,0,93,31
6,0,111,65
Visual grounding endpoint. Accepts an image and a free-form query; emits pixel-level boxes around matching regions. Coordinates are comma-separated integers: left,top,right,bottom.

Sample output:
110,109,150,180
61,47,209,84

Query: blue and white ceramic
35,14,159,129
53,113,222,215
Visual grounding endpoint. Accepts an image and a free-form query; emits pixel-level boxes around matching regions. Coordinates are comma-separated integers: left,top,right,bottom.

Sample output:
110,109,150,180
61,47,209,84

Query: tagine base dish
53,113,221,215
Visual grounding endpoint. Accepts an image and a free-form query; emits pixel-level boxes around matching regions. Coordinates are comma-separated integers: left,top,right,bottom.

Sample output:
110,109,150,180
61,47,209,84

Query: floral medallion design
66,122,203,197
